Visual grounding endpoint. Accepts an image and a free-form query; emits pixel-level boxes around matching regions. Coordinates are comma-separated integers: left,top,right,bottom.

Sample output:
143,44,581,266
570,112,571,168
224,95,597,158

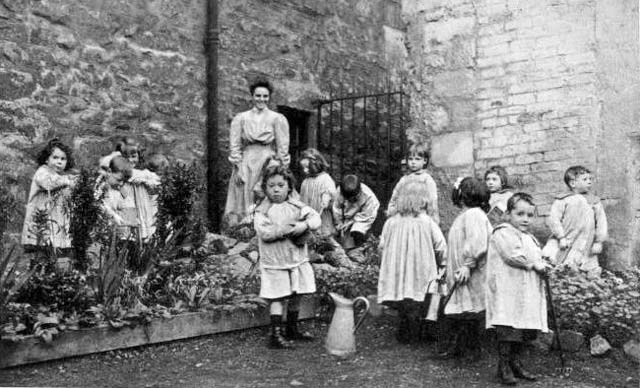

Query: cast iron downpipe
205,0,221,231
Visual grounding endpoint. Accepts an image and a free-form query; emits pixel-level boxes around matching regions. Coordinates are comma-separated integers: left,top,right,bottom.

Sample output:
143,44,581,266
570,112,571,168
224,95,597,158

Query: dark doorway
278,106,311,186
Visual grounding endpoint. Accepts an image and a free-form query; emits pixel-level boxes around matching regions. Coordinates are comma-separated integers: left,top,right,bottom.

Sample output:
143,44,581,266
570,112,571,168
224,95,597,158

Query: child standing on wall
439,177,492,359
542,165,607,277
22,139,77,269
377,181,446,344
486,193,551,385
253,165,321,349
387,143,439,225
485,166,514,227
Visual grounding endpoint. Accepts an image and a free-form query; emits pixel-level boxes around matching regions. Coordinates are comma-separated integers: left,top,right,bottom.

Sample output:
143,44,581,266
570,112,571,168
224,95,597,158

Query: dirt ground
0,314,637,388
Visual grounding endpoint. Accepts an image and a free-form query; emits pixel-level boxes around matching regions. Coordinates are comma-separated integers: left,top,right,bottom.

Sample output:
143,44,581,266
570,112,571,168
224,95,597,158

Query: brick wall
403,0,640,268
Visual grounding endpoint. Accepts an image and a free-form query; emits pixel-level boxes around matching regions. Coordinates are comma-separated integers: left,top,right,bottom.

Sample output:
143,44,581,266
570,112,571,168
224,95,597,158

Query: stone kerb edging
0,297,317,369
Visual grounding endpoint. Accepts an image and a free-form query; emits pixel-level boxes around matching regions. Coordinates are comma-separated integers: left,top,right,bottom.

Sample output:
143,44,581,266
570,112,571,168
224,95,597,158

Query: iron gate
316,90,408,234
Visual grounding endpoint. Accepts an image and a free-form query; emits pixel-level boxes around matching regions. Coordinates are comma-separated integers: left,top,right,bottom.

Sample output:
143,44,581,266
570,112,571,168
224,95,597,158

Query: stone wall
403,0,640,268
0,0,404,232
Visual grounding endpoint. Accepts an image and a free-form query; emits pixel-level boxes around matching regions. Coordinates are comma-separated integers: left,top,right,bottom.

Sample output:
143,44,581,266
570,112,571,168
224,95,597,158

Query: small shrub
70,168,107,272
0,186,18,253
315,264,379,300
549,266,640,346
156,162,204,245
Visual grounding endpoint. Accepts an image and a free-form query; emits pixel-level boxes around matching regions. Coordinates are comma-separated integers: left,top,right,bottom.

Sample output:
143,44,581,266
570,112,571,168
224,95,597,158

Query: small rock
590,335,611,357
557,330,584,352
289,380,304,386
623,340,640,363
227,254,253,276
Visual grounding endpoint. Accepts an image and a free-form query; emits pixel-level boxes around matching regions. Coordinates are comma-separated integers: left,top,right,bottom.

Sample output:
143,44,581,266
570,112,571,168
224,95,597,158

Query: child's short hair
563,165,591,188
451,177,490,212
147,153,169,173
249,79,273,95
484,165,510,189
300,148,329,176
37,138,75,170
109,155,133,181
261,165,296,197
506,192,535,213
393,181,429,217
115,137,144,164
406,143,430,167
340,174,361,199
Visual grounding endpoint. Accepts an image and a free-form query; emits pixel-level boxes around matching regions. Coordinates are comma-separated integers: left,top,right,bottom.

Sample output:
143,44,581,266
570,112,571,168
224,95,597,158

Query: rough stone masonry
403,0,639,269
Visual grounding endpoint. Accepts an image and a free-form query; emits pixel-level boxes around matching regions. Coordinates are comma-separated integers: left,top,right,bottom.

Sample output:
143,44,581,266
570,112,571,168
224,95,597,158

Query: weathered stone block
589,335,611,357
433,70,475,98
623,340,640,363
431,131,474,167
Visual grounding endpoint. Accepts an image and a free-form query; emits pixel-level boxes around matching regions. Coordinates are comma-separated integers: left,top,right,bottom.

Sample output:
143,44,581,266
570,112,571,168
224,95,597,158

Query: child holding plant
377,180,446,344
439,177,492,359
253,165,321,349
486,193,551,385
115,137,161,241
22,139,77,266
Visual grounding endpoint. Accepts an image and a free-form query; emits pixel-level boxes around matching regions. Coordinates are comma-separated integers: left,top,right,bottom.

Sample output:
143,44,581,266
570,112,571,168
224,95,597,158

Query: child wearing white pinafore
378,180,446,344
542,165,607,277
254,165,321,349
484,166,514,227
439,177,492,359
486,192,550,385
22,139,77,260
387,143,439,225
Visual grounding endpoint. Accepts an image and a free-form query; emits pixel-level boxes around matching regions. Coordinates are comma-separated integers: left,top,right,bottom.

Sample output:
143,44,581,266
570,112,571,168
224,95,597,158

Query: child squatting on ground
253,165,321,349
486,193,552,385
485,165,514,227
377,180,446,344
21,139,78,269
332,174,380,264
542,165,608,277
439,177,493,359
387,143,439,225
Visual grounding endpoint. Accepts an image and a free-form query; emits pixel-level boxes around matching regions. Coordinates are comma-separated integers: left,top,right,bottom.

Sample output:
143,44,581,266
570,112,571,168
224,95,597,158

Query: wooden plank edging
0,297,317,368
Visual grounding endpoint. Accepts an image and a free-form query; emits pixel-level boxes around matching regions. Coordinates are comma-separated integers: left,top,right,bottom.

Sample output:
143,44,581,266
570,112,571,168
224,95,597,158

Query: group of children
376,147,608,385
21,137,608,385
21,137,168,269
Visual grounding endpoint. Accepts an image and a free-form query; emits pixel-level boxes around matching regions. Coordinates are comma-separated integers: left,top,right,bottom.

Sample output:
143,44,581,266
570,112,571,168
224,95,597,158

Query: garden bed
0,297,317,368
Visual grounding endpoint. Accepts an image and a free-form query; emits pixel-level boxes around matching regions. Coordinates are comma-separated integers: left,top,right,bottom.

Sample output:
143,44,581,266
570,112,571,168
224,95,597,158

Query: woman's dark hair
451,177,490,212
261,165,296,197
506,192,535,213
37,138,75,170
300,148,329,176
484,165,510,189
249,79,273,95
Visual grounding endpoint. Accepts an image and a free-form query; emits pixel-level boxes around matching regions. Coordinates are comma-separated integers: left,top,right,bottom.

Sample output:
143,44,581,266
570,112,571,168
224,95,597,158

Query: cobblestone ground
0,315,637,388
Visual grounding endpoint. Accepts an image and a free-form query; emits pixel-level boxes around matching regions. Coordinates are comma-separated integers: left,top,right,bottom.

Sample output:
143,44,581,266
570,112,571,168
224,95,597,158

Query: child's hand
320,193,332,210
454,266,470,284
559,237,569,250
532,261,551,275
289,221,308,236
591,242,603,255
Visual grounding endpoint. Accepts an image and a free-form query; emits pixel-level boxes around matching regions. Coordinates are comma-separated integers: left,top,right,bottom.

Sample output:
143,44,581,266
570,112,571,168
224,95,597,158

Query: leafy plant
549,266,640,346
0,246,36,334
155,162,204,246
315,264,379,300
0,186,18,253
70,168,108,272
